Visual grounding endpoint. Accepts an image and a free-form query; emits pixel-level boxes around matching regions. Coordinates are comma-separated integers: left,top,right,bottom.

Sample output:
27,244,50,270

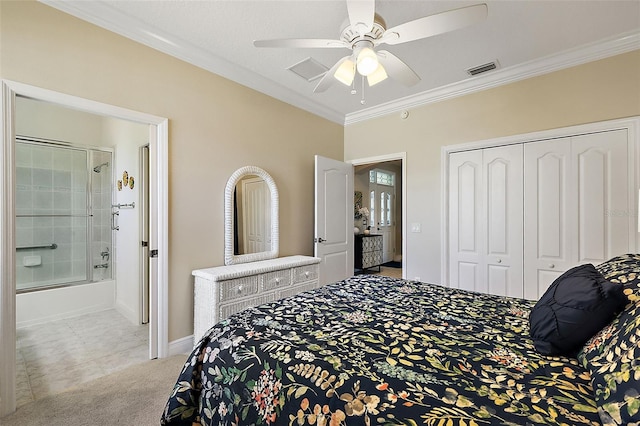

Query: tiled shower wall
91,150,113,282
15,142,112,291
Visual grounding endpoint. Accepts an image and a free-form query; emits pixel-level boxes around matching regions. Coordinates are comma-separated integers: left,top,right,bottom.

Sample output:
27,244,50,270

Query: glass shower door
15,140,113,291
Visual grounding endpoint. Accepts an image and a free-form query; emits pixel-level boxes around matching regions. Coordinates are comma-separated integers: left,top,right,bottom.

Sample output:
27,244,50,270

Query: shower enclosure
15,138,114,292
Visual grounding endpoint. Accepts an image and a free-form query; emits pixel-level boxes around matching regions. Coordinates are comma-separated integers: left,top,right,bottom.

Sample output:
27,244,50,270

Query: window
370,170,394,186
369,190,375,226
368,169,395,230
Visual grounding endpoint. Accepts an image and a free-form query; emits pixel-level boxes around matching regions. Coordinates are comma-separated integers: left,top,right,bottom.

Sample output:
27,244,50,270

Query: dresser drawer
219,294,277,319
261,269,291,290
278,280,319,299
293,264,319,284
219,276,258,302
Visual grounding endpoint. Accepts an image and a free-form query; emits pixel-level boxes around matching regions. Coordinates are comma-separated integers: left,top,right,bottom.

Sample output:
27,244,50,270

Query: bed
161,254,640,425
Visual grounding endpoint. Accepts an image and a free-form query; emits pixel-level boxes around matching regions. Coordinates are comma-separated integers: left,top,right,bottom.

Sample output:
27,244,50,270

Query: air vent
466,61,499,76
287,57,329,82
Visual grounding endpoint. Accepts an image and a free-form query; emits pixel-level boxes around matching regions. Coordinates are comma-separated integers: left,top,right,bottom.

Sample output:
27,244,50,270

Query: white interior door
524,137,574,299
242,177,269,254
314,155,354,286
140,145,150,324
448,150,484,292
483,145,523,298
369,176,395,264
449,145,523,297
524,130,631,299
573,130,630,263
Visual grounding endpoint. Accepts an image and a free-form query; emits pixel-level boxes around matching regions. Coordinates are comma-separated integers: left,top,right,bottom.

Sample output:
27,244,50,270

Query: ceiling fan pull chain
360,75,366,105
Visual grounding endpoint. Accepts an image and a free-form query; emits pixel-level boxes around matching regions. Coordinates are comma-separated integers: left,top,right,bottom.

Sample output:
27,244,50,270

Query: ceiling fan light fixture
255,2,489,94
356,47,379,76
367,64,388,86
334,58,356,86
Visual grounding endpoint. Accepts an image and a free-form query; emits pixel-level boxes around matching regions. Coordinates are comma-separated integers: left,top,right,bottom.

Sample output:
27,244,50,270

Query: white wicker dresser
192,255,321,344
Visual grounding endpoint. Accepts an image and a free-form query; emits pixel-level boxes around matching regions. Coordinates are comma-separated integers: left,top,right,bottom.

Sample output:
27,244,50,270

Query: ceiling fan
254,0,488,93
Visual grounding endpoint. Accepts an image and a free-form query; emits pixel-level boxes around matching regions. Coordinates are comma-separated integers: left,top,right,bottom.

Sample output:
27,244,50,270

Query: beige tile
374,266,403,279
96,344,149,375
29,360,105,400
15,351,34,408
17,322,75,350
16,309,148,403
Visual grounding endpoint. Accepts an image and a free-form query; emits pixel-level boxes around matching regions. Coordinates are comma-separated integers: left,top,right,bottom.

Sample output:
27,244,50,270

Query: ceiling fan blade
254,39,349,49
346,0,375,37
314,56,353,93
376,50,420,86
381,3,488,46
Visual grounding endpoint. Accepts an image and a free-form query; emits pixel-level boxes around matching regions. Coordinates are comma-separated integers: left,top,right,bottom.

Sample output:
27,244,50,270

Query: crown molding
38,1,639,127
39,0,346,125
344,30,640,125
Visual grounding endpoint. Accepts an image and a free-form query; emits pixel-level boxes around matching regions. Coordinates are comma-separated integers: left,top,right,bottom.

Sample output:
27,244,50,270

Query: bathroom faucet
101,247,110,261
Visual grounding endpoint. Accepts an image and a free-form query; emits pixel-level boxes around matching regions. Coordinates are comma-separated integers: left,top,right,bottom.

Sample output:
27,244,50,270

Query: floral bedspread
161,275,600,425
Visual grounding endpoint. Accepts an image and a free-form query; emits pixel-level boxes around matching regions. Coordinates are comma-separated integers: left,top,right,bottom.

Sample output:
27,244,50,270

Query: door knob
315,237,325,243
549,264,555,269
497,259,502,263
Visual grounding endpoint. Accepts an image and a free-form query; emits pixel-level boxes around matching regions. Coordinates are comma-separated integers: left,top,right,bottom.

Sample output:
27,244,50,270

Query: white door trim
348,152,406,279
0,80,169,416
441,116,640,288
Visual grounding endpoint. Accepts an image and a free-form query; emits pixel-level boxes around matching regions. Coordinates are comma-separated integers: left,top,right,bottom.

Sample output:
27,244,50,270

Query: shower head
93,162,109,173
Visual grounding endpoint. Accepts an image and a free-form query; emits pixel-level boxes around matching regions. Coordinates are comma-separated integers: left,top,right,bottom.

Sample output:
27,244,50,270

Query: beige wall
345,50,640,283
1,1,344,341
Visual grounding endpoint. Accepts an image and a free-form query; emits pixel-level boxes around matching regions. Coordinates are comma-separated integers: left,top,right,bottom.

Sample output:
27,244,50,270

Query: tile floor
372,265,403,279
15,309,148,408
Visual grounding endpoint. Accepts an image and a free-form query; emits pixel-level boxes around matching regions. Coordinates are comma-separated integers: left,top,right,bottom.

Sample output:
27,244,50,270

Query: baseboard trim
168,335,194,356
114,299,138,326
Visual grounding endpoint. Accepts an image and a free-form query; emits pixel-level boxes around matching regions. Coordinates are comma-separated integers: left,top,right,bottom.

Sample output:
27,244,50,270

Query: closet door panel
524,138,573,300
449,150,483,291
537,156,564,257
573,130,630,263
483,145,523,298
487,265,510,296
458,262,479,293
577,147,606,261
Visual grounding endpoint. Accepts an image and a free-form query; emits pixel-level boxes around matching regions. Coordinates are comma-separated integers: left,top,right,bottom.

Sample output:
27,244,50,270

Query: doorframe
0,80,169,416
440,116,640,288
140,144,150,325
348,152,406,278
368,168,397,264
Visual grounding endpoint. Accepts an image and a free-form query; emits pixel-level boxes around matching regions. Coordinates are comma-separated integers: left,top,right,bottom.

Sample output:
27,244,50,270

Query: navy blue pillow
529,263,628,356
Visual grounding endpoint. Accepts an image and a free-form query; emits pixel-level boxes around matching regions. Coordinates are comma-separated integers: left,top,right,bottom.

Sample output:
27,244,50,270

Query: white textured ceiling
43,0,640,124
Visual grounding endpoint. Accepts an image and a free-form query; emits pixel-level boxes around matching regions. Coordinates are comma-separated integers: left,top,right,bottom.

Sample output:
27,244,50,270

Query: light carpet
0,354,187,426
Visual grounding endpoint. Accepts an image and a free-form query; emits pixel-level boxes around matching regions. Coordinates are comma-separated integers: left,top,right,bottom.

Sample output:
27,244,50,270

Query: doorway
0,80,169,416
350,153,405,279
367,168,397,264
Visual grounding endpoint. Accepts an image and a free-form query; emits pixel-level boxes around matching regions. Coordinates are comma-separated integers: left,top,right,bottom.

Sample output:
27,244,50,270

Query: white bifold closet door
448,128,632,300
448,144,523,297
523,129,630,299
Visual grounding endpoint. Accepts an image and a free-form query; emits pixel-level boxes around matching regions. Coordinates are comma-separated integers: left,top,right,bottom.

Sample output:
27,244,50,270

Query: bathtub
16,280,116,328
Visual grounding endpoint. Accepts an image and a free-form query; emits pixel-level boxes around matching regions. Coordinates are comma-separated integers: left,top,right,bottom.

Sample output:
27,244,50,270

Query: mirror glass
225,166,279,265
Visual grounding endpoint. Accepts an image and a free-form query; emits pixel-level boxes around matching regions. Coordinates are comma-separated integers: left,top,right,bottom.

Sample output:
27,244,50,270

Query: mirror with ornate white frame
224,166,279,265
